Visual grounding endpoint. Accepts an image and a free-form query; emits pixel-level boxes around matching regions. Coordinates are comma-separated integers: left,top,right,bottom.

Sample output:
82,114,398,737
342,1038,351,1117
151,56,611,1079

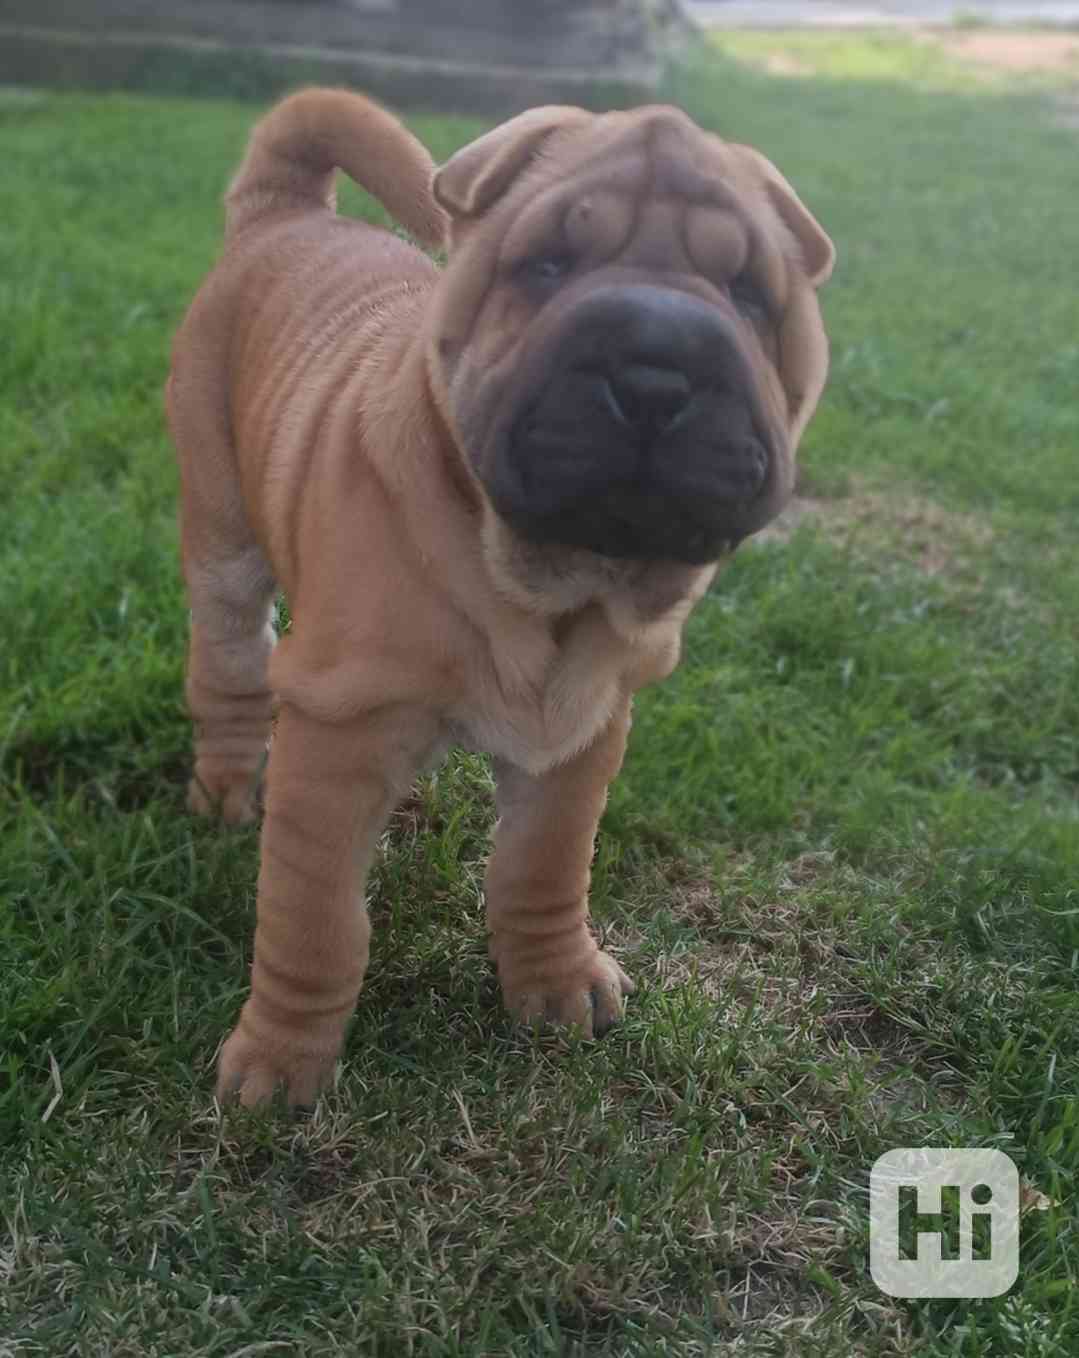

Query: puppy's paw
188,768,260,826
503,951,635,1039
216,1020,338,1109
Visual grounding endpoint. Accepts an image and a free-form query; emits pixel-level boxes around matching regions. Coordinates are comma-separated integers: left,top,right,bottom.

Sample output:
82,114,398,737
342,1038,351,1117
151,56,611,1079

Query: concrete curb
0,11,670,114
686,2,1079,28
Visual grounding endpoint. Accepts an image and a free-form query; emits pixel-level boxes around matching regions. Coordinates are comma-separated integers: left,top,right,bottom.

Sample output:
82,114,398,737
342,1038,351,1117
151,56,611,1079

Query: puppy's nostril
606,364,692,433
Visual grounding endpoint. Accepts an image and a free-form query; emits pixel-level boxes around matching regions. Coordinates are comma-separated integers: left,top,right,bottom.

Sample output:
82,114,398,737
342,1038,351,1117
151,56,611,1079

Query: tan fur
167,88,833,1106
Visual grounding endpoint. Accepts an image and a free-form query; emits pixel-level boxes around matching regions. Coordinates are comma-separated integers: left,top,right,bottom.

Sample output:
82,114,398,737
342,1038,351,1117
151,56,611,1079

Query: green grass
2,32,1078,1356
711,29,998,90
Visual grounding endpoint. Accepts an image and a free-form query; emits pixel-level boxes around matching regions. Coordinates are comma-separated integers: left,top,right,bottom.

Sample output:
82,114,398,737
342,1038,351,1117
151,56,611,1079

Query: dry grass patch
758,51,814,78
748,481,1066,634
614,850,979,1097
753,482,993,581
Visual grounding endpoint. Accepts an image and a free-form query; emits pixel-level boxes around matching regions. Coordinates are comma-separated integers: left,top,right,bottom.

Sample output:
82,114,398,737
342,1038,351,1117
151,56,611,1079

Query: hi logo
870,1148,1019,1298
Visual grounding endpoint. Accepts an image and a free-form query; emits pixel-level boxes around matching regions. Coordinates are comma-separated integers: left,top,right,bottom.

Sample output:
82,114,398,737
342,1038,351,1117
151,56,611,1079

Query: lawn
2,28,1078,1357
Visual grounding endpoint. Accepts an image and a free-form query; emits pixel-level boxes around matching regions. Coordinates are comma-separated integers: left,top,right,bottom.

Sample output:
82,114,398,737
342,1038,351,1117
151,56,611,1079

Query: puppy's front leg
486,700,634,1038
218,702,438,1107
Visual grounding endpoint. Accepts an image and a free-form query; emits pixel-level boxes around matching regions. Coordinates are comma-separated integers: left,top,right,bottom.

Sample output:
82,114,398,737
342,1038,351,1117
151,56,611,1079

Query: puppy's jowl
167,89,834,1106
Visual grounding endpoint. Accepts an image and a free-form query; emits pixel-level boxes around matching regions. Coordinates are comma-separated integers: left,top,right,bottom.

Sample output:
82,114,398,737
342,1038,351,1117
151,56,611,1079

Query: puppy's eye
517,253,575,287
730,273,770,321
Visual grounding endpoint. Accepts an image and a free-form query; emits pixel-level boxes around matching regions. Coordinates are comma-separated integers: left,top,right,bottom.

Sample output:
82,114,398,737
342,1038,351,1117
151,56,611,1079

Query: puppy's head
427,104,834,582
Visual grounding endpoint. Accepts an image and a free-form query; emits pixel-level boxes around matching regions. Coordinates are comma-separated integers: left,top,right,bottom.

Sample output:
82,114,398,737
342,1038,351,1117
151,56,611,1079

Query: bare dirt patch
934,29,1079,76
760,51,814,77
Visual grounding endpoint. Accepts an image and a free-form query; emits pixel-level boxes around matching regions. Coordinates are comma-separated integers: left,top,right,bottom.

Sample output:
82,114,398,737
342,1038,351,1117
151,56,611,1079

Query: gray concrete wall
0,0,689,112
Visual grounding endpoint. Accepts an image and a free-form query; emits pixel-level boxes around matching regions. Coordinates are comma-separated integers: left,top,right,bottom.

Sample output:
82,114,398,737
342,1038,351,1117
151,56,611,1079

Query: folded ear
433,106,592,219
735,145,835,287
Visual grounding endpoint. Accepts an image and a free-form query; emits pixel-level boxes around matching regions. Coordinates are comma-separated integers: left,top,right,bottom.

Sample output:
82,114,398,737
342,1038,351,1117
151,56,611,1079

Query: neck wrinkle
365,329,558,684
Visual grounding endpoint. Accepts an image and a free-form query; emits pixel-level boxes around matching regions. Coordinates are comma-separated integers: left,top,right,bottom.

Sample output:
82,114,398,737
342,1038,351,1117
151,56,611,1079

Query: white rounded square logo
870,1148,1019,1298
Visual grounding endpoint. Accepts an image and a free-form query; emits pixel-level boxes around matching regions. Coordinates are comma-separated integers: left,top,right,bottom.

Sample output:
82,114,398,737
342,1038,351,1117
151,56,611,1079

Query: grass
2,29,1078,1356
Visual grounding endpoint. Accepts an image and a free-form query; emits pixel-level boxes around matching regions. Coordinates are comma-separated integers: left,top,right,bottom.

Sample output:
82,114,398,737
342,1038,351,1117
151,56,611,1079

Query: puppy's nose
606,363,692,435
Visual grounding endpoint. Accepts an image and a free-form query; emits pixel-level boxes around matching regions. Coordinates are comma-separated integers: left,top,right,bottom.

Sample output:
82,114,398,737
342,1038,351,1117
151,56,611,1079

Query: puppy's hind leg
169,378,276,826
184,542,276,825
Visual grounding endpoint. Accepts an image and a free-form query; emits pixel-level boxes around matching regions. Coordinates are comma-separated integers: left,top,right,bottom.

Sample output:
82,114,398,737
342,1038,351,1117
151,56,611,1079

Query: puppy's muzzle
490,285,779,564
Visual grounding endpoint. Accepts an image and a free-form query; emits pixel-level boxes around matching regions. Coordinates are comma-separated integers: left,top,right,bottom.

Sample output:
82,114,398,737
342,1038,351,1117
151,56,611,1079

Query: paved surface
686,1,1079,26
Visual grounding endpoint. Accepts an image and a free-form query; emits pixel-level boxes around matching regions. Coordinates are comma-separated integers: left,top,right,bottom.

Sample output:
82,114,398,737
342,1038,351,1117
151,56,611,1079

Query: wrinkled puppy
167,89,834,1107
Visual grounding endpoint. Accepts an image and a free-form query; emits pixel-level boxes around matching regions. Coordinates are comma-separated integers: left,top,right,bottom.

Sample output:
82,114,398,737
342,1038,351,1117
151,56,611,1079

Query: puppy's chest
449,612,632,775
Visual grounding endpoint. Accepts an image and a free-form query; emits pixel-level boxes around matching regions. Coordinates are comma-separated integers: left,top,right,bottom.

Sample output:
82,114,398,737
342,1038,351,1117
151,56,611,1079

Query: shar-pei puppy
166,88,834,1106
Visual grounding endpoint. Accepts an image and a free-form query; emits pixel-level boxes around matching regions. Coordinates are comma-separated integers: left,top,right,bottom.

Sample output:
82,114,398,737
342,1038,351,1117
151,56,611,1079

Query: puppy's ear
433,107,591,219
735,145,835,287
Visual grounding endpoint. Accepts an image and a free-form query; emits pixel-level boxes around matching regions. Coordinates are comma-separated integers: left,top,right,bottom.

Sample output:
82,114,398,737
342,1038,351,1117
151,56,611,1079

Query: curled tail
224,87,446,249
